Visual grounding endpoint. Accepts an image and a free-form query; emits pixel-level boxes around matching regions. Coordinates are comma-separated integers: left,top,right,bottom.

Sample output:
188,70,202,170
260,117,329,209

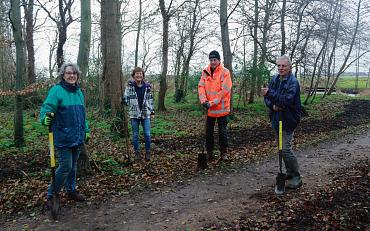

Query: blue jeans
131,118,151,152
47,146,81,198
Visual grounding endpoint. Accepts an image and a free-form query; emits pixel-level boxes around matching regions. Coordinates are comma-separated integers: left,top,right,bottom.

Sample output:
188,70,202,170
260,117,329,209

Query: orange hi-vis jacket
198,64,232,117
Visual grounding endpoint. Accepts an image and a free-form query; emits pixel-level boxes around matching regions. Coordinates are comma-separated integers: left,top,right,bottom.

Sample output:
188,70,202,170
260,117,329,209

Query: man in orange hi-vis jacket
198,50,232,161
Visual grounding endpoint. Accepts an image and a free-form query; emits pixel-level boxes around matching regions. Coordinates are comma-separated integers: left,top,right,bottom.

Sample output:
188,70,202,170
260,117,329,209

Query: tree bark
22,0,35,85
77,0,91,84
101,0,122,116
220,0,233,109
280,0,286,55
10,0,25,147
134,0,142,67
248,0,258,104
77,0,92,175
158,0,169,111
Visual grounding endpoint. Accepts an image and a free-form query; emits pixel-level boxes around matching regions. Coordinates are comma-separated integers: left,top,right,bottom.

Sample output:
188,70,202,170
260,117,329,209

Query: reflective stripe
209,108,230,114
199,82,205,86
206,90,219,95
213,98,220,104
222,83,231,92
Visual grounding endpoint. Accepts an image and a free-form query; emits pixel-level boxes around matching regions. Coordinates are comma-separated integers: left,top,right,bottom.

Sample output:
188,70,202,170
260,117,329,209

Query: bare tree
10,0,26,147
37,0,76,68
47,31,58,79
101,0,122,116
248,0,258,104
0,1,14,91
22,0,35,84
134,0,142,67
220,0,235,109
304,0,339,104
280,0,286,55
77,0,91,83
158,0,171,111
327,0,363,95
77,0,92,176
175,0,207,102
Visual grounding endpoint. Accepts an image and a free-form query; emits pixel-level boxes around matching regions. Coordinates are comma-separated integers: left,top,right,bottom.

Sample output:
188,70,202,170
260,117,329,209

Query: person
261,55,303,189
122,67,154,161
198,50,232,161
40,63,90,207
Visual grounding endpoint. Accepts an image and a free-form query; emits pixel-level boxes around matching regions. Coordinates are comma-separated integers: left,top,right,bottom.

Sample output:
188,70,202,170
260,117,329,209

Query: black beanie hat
209,50,221,60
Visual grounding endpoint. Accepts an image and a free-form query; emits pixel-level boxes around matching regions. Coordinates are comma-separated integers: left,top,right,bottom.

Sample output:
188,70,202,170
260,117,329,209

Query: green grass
337,76,369,89
151,116,187,136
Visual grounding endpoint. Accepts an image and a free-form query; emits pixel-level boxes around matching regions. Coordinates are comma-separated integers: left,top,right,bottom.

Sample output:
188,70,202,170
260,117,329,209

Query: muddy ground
2,124,370,230
1,100,370,230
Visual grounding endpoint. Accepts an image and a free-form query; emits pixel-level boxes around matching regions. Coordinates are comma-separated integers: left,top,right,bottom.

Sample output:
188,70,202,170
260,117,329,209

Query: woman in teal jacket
40,63,90,206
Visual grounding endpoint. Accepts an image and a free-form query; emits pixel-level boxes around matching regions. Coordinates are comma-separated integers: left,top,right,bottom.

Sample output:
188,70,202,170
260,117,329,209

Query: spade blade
51,193,61,220
275,173,286,195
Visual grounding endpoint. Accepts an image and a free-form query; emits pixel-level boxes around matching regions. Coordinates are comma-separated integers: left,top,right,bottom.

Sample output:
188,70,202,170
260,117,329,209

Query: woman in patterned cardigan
122,67,154,161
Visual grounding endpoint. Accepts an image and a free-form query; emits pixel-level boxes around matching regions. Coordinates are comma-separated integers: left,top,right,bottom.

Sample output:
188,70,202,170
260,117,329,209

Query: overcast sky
32,0,370,76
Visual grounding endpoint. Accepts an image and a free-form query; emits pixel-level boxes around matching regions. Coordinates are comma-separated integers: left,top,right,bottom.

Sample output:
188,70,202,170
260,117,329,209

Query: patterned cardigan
122,80,154,119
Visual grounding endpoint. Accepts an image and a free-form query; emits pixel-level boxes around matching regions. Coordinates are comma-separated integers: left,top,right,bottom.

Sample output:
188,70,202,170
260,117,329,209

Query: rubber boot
197,153,208,170
145,150,151,161
284,156,302,189
220,149,228,161
135,151,141,161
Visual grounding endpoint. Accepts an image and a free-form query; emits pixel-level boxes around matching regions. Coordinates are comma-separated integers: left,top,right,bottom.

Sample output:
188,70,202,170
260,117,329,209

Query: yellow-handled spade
275,112,286,194
46,112,61,219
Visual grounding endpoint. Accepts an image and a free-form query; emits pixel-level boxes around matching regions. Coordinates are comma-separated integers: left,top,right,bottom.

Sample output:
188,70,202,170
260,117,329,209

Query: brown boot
67,191,85,202
197,153,207,170
145,150,151,161
135,151,141,161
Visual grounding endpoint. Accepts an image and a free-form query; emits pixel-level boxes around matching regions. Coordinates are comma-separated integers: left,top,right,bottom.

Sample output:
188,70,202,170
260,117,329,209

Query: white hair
58,63,81,79
277,55,292,67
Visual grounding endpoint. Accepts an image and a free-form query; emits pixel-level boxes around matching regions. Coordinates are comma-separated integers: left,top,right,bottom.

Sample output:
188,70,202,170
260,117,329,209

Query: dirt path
2,129,370,231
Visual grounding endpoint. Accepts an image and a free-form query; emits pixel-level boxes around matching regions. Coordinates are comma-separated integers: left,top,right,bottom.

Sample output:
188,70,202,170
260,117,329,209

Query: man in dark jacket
261,55,302,189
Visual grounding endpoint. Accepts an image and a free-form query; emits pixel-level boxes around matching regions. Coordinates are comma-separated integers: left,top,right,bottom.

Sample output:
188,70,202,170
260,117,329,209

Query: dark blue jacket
264,73,301,131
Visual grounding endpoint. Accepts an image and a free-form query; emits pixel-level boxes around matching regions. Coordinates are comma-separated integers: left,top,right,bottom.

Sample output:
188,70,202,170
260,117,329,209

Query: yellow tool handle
48,132,56,168
279,120,282,151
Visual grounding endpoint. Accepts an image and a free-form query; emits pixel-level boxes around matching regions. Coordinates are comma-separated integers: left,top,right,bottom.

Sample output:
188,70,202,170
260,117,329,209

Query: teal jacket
40,81,89,148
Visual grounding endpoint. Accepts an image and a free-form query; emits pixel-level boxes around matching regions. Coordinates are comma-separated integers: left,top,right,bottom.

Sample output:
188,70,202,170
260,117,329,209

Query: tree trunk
77,0,91,84
10,0,25,147
77,0,92,175
220,0,233,109
328,0,362,95
280,0,286,55
134,0,142,67
22,0,35,85
248,0,258,104
323,0,342,98
101,0,122,116
158,0,169,111
174,39,184,102
175,0,200,102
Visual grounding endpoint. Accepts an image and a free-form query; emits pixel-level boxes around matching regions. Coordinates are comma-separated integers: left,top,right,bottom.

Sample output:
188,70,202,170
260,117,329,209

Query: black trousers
205,115,228,152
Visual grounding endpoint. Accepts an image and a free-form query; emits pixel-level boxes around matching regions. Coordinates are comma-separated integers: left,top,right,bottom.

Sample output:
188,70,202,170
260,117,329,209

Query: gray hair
277,55,292,67
58,63,81,79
